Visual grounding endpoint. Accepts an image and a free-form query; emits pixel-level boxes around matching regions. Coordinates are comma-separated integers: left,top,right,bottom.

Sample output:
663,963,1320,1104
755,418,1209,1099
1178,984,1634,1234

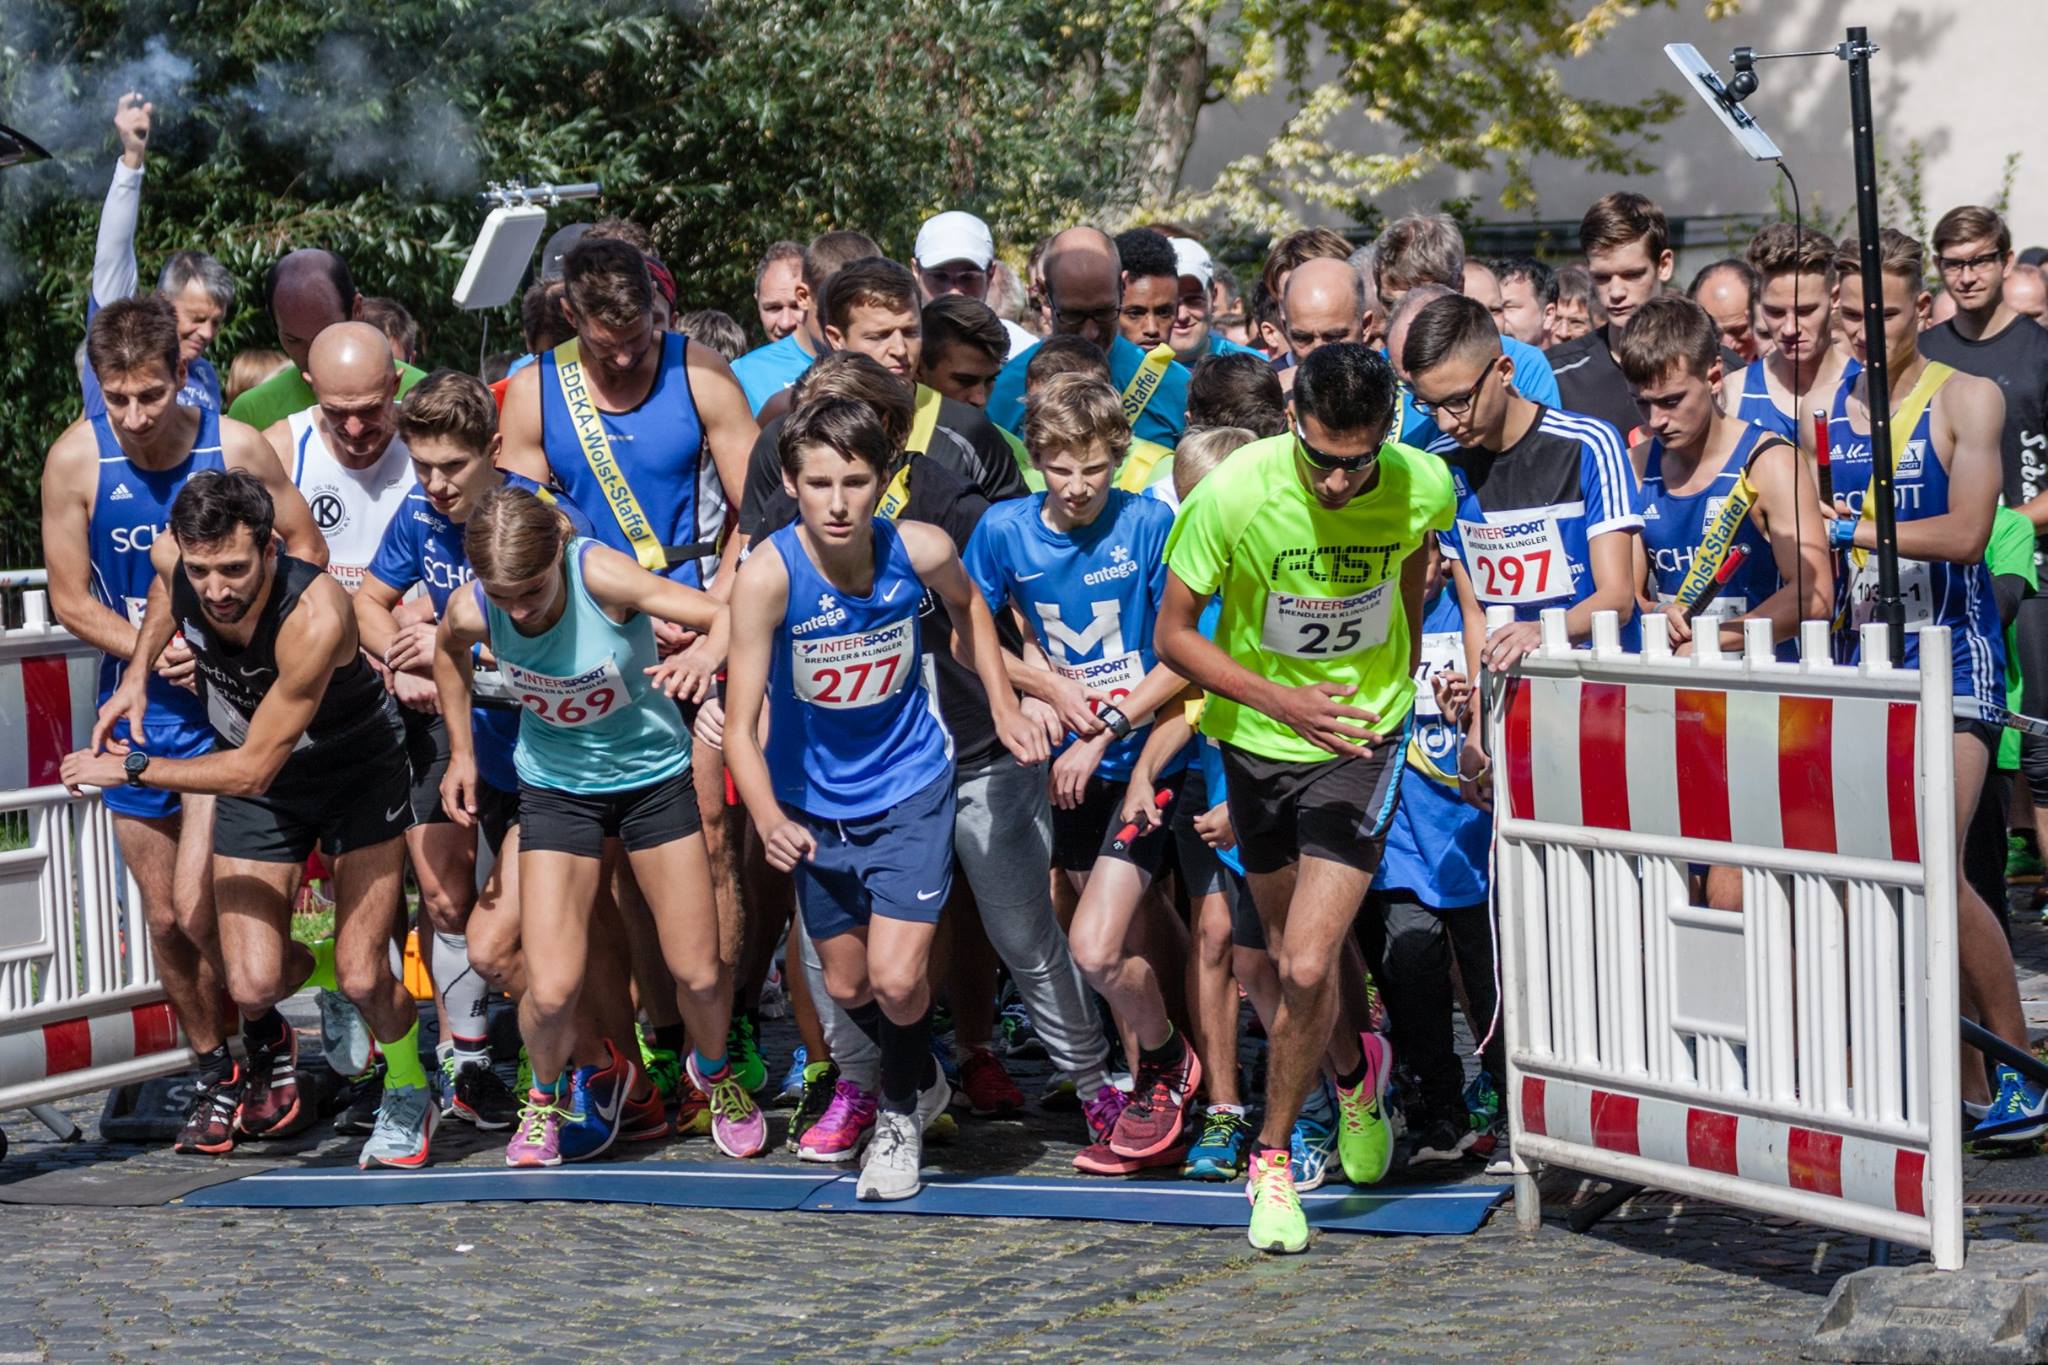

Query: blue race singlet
1730,358,1800,443
86,408,225,726
766,518,952,820
540,333,724,588
1377,583,1490,909
1640,423,1785,623
479,538,690,795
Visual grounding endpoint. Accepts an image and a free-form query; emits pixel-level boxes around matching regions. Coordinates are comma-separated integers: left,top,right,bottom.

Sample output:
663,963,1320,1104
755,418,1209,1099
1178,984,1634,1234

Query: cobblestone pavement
6,909,2048,1362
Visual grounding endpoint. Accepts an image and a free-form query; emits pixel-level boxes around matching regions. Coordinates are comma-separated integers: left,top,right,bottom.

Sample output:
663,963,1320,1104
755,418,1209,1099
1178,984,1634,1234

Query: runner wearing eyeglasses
1403,295,1643,809
1155,341,1454,1253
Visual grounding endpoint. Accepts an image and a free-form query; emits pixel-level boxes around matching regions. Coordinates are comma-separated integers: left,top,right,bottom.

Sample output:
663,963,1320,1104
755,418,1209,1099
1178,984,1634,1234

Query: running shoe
856,1108,924,1201
317,988,373,1078
959,1047,1023,1117
916,1069,953,1135
1334,1031,1395,1186
1463,1069,1503,1135
930,1036,962,1091
430,1051,459,1119
173,1067,243,1156
1082,1083,1129,1146
237,1025,309,1138
1073,1138,1187,1175
332,1064,385,1136
358,1084,437,1169
2010,830,2045,880
998,1000,1047,1060
676,1075,713,1137
1040,1076,1080,1110
451,1060,519,1130
785,1059,840,1153
1182,1107,1251,1182
1974,1065,2048,1144
1409,1113,1478,1166
1108,1037,1201,1160
1482,1117,1515,1176
559,1042,634,1163
1290,1080,1339,1191
619,1080,673,1143
798,1079,878,1162
1246,1148,1310,1254
638,1026,684,1105
506,1092,567,1167
727,1012,768,1094
775,1046,810,1108
688,1052,769,1159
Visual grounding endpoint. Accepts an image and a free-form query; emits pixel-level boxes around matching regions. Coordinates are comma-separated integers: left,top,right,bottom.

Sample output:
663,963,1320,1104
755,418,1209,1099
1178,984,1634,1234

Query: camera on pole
452,179,604,312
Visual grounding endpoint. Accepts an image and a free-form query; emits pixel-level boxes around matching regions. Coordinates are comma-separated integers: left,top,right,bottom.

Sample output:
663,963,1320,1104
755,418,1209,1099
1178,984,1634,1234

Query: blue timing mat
179,1161,840,1211
799,1172,1507,1236
177,1160,1505,1234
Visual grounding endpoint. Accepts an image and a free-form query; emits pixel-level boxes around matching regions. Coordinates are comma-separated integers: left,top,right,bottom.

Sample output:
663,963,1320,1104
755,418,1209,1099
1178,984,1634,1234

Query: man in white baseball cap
915,209,1038,362
1167,235,1266,368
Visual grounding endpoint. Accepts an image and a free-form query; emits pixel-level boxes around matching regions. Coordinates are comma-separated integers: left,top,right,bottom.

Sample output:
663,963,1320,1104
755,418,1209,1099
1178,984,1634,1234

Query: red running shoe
1073,1138,1188,1175
1107,1037,1202,1160
237,1027,311,1138
958,1047,1024,1116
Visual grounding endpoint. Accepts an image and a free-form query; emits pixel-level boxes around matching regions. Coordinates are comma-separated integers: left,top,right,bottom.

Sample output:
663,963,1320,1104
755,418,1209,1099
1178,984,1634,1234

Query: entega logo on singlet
1266,543,1399,586
1083,544,1139,587
793,592,850,635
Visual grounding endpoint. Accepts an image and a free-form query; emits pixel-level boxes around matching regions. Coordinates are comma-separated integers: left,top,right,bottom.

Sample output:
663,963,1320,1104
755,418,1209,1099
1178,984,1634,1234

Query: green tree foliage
0,0,1128,563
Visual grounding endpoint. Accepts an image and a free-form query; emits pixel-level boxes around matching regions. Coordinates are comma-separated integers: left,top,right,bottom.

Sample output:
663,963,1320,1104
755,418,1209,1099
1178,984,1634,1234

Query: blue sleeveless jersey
1640,424,1785,624
540,333,723,588
1730,359,1801,443
1832,373,2004,704
1378,584,1491,909
480,538,690,796
963,489,1185,782
766,519,952,820
86,409,225,726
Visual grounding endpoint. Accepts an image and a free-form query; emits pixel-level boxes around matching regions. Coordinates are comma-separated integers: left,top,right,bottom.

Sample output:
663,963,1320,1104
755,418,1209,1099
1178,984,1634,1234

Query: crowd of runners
38,93,2048,1254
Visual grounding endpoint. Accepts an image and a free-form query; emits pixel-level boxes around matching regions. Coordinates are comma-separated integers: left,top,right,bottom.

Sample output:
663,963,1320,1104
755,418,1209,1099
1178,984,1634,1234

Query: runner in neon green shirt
1156,342,1452,1255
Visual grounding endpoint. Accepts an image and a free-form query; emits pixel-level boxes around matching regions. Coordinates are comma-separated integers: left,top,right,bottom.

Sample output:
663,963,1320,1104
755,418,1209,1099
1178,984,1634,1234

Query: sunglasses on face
1293,424,1381,472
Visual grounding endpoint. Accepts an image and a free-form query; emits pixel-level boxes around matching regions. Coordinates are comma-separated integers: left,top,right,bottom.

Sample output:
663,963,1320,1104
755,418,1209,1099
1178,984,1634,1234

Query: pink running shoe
797,1079,878,1162
505,1090,567,1168
687,1052,769,1159
1082,1083,1129,1146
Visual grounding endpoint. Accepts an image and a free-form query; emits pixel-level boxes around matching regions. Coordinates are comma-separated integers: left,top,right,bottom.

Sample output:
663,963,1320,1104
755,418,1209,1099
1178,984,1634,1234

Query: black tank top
172,552,395,750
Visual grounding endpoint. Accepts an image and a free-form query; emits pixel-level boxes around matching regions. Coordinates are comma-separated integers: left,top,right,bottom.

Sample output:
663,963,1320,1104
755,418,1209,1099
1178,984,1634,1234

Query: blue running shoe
1181,1107,1251,1181
558,1041,634,1163
775,1046,809,1109
1974,1064,2048,1144
1463,1070,1503,1134
1289,1080,1339,1190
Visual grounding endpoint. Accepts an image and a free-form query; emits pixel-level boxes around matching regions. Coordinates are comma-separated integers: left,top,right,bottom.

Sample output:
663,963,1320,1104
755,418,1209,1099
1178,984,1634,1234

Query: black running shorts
1219,737,1405,877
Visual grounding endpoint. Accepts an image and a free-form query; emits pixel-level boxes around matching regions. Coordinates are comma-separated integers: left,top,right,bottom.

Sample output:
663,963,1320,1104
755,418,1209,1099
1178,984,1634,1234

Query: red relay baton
1109,790,1174,854
1682,543,1751,626
1812,408,1833,508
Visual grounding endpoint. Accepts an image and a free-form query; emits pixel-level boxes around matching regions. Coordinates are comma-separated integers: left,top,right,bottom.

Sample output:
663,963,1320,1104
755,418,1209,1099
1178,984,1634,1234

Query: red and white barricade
1490,607,1964,1269
0,589,191,1116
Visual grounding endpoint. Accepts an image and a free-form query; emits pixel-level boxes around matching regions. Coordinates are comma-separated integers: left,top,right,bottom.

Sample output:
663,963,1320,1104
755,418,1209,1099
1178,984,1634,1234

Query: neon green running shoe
728,1012,769,1094
1246,1148,1309,1254
1335,1032,1395,1186
515,1046,533,1101
638,1029,684,1104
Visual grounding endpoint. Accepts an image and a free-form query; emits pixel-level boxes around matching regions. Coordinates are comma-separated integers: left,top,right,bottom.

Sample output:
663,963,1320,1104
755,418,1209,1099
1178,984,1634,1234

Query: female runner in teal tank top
434,485,768,1167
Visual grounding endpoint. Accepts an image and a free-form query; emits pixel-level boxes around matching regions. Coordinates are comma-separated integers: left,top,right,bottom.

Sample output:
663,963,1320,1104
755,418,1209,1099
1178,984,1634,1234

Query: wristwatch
1097,704,1133,741
123,750,151,788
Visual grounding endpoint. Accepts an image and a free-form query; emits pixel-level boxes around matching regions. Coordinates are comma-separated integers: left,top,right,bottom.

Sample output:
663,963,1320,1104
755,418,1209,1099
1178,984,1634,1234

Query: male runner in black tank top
63,470,436,1170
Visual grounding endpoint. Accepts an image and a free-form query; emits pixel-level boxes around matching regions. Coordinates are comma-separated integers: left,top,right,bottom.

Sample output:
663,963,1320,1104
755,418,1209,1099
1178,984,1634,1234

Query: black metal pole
1846,27,1905,667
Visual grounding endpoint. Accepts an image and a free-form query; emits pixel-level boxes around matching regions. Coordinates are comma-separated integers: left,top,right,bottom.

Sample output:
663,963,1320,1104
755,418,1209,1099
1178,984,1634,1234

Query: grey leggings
798,752,1109,1091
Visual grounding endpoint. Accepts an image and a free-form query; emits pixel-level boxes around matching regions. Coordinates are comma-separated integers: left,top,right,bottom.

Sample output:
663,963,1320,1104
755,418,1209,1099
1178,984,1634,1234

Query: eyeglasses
1411,364,1497,420
1293,424,1381,472
1937,251,2005,277
1051,304,1119,331
920,265,988,293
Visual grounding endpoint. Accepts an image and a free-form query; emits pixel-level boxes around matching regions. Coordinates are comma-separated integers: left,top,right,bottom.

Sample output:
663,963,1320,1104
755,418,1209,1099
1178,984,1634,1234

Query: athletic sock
196,1044,234,1087
1335,1053,1369,1091
692,1049,730,1082
431,931,490,1054
305,938,339,992
1137,1024,1182,1069
844,1000,884,1047
652,1023,687,1056
242,1007,289,1052
381,1019,429,1091
1208,1102,1246,1118
879,1007,933,1114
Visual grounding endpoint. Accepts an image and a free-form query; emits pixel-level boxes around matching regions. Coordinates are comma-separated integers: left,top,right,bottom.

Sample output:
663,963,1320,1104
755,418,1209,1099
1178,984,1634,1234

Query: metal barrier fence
0,591,189,1115
1490,607,1963,1269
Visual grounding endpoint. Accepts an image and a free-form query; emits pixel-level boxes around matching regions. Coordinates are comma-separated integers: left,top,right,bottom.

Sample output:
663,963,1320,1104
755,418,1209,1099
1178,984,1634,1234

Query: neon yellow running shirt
1165,433,1454,763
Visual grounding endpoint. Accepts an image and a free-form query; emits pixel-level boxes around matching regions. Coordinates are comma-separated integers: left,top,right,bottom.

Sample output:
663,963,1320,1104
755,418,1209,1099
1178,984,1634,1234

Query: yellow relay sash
552,338,666,571
877,384,947,522
1849,362,1956,570
1121,343,1175,425
1115,438,1176,493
